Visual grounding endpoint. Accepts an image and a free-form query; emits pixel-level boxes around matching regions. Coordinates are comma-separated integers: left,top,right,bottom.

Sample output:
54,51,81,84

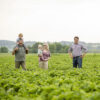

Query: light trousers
39,61,48,69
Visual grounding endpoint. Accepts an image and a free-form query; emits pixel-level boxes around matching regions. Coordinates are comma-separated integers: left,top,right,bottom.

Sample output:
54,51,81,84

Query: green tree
55,42,62,53
32,42,43,53
27,45,34,53
0,47,8,53
49,43,56,53
62,45,69,53
26,42,69,53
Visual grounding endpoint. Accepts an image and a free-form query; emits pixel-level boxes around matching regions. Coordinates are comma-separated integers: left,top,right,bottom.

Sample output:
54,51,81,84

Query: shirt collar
74,43,79,45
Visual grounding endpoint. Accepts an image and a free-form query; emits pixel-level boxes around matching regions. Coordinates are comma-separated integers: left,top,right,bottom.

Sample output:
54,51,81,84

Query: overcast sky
0,0,100,43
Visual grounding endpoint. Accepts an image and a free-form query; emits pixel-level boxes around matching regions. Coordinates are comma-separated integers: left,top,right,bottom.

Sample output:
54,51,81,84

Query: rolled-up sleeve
68,46,73,53
81,45,88,53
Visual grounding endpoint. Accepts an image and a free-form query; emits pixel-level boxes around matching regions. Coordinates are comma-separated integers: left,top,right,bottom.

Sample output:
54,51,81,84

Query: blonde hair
38,44,42,49
18,33,23,37
43,43,49,50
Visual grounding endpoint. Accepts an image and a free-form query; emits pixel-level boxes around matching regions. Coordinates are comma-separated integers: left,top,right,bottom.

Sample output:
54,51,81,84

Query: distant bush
0,47,9,53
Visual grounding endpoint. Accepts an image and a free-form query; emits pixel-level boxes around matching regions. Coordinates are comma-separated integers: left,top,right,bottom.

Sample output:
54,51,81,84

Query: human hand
26,48,29,51
15,47,18,51
81,53,86,58
70,55,73,59
44,59,48,61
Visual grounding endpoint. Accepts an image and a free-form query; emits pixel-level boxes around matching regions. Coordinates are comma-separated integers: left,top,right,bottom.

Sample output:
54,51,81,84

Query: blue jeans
73,56,82,68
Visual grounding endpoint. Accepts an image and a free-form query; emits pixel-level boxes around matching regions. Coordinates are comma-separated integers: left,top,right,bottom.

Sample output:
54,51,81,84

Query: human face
19,40,23,45
19,35,23,38
43,45,47,50
74,38,79,44
39,46,43,50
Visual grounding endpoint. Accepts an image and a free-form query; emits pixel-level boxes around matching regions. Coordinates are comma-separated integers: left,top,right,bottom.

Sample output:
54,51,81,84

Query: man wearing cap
68,36,88,68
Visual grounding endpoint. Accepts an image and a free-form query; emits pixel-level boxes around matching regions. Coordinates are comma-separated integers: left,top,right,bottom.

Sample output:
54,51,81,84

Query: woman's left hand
44,59,48,61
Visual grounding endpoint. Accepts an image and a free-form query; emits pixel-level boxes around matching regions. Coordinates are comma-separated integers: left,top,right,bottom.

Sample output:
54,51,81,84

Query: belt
73,55,82,58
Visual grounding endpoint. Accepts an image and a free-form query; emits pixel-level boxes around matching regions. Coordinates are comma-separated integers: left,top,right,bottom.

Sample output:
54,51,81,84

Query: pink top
39,50,50,62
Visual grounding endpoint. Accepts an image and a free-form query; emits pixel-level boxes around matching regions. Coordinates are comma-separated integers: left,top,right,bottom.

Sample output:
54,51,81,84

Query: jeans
73,56,82,68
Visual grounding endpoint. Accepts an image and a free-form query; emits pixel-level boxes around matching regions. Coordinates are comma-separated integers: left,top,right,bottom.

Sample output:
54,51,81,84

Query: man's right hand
14,47,18,51
69,53,73,59
70,55,73,59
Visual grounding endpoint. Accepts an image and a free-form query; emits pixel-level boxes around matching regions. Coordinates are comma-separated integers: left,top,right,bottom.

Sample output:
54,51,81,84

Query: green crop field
0,53,100,100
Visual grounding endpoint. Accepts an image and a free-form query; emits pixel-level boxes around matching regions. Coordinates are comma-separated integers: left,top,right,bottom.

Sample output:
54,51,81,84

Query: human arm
12,47,18,55
68,46,73,59
81,45,88,58
43,51,51,61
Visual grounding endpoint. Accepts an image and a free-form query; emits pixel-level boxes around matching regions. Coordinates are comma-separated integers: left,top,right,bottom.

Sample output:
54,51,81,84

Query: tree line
0,47,9,53
0,42,70,53
28,42,69,53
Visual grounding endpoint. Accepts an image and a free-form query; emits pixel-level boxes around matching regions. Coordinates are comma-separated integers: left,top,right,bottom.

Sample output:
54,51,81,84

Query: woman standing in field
38,43,50,69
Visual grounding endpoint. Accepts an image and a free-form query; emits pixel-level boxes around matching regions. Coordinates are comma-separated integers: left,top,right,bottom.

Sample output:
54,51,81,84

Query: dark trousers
15,61,26,70
73,56,82,68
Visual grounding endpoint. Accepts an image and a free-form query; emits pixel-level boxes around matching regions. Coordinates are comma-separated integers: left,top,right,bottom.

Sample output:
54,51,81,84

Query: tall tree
0,47,8,53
